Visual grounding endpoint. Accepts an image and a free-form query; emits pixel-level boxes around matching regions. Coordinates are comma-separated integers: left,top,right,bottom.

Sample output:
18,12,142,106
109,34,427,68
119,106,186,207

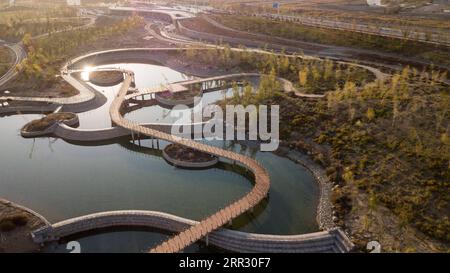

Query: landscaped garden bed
89,70,124,86
21,112,78,137
163,143,218,168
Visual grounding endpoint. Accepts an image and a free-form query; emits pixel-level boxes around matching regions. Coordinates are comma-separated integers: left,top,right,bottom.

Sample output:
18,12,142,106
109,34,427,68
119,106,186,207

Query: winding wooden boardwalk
31,210,353,253
133,72,328,101
110,73,271,253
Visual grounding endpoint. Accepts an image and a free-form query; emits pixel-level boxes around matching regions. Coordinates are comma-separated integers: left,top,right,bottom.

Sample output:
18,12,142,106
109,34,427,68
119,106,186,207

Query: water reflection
77,63,192,129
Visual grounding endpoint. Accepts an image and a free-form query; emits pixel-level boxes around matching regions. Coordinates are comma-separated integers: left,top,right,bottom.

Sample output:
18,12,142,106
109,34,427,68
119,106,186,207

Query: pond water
77,63,193,129
0,62,319,253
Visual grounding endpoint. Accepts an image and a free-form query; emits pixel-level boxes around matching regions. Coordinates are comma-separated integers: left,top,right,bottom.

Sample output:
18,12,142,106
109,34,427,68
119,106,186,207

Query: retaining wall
52,122,206,142
162,147,219,168
32,210,354,253
0,104,60,115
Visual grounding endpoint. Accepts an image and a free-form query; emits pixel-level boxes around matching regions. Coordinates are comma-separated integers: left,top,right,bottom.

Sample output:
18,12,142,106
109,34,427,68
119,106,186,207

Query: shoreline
0,198,49,253
275,146,335,231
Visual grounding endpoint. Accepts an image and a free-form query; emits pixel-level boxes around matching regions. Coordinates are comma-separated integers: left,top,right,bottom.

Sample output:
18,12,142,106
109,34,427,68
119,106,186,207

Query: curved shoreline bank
0,198,49,253
275,146,335,231
31,210,353,253
88,70,125,87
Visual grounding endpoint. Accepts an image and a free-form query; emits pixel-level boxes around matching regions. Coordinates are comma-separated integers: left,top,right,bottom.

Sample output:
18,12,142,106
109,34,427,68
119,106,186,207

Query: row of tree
183,46,372,95
0,7,78,42
215,15,450,67
16,16,144,87
322,67,449,241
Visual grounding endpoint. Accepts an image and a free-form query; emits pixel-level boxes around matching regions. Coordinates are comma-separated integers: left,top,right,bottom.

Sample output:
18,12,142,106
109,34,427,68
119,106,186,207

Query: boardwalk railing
32,210,354,253
110,73,271,253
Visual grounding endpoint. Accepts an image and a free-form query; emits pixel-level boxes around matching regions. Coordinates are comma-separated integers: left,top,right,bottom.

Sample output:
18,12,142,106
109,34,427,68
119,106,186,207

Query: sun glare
81,66,94,81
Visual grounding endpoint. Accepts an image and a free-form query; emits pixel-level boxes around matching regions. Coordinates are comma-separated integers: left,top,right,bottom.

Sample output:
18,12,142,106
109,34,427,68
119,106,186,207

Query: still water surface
0,63,319,252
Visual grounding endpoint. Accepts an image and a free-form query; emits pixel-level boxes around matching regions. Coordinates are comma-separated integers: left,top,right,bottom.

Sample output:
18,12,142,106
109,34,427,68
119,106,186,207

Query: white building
9,0,15,7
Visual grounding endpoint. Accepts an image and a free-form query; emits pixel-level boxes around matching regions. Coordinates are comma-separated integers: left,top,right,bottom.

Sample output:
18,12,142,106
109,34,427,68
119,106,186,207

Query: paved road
149,20,389,82
216,11,450,47
0,43,26,88
172,15,450,75
31,16,96,40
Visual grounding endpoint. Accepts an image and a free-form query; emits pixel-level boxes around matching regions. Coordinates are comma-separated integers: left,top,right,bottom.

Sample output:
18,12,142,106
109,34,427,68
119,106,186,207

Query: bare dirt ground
345,187,449,252
0,199,45,253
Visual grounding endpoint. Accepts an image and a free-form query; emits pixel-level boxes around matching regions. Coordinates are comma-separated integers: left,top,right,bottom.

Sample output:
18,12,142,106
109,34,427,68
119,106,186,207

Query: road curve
0,15,97,88
170,15,449,74
0,43,26,87
222,11,450,47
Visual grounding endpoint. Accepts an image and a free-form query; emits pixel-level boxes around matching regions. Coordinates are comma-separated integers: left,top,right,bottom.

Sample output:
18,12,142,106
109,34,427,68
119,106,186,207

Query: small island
21,112,78,137
89,70,124,86
163,143,219,169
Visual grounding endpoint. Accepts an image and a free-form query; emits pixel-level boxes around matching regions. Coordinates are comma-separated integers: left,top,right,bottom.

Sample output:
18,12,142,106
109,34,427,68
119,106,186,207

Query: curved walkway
32,210,353,253
0,46,383,252
110,73,271,253
6,5,445,253
0,42,381,253
0,43,26,87
0,47,387,117
133,72,327,99
162,22,389,81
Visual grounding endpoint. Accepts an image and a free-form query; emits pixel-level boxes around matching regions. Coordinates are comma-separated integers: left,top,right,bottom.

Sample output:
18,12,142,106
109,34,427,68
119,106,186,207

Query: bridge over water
1,47,366,253
32,210,354,253
110,73,271,253
29,68,352,253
